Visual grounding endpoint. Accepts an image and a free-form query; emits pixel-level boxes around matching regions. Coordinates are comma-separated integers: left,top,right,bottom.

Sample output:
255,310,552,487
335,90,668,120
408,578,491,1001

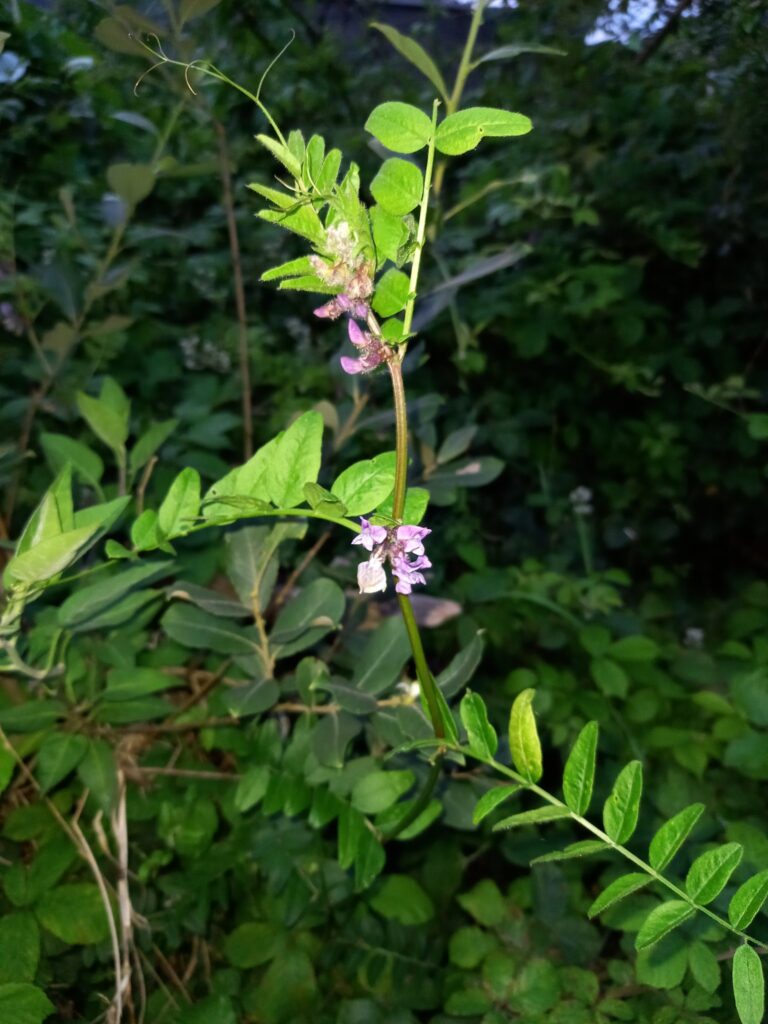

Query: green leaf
602,761,643,845
256,947,317,1023
106,162,155,206
0,914,40,984
265,410,323,508
271,578,345,657
58,561,171,630
493,805,571,831
352,770,414,814
590,656,629,698
449,926,497,969
0,32,9,55
128,419,177,478
234,766,271,812
460,690,497,758
635,901,694,950
472,785,520,825
256,133,303,180
610,635,659,662
77,740,118,813
104,667,181,701
370,875,434,925
733,944,764,1024
370,206,409,266
588,873,650,917
688,940,721,994
158,468,201,538
508,688,542,782
36,883,111,944
435,107,533,156
36,733,88,792
162,603,261,657
179,0,223,24
370,23,448,101
562,721,598,815
4,524,100,587
312,713,360,769
370,158,423,216
729,869,768,930
648,802,705,871
12,465,73,559
686,842,743,905
0,984,54,1024
531,839,607,865
365,101,433,154
471,43,566,68
352,614,410,694
457,879,505,927
331,451,396,516
437,632,484,697
40,433,104,490
372,485,430,526
0,702,66,734
76,388,129,454
372,267,410,317
224,921,282,968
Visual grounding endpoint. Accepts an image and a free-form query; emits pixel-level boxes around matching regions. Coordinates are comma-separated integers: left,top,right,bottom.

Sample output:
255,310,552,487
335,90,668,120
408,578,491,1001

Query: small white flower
357,557,387,594
684,627,705,648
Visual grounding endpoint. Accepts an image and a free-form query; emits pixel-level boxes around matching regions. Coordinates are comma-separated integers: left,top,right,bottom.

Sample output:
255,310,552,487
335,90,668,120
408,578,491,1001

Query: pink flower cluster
352,518,431,595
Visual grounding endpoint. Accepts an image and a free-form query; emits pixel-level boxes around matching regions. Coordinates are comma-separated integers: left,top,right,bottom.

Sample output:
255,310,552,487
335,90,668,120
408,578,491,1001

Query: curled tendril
129,30,295,146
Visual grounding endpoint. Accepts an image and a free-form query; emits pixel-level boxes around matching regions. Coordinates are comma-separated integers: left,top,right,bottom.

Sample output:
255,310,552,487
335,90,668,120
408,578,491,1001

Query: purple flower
351,518,432,595
340,319,388,376
313,293,370,321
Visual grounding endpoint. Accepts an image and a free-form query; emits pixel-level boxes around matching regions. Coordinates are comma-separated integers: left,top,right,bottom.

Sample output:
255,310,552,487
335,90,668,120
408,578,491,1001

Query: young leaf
588,872,650,917
493,805,570,831
459,691,497,759
531,840,607,865
372,267,410,317
685,843,743,905
470,43,567,68
365,102,433,154
635,901,695,950
733,944,764,1024
729,869,768,931
648,802,705,871
157,467,201,539
563,721,598,815
602,761,643,845
435,107,533,156
255,133,303,179
265,410,323,508
4,525,100,588
508,689,542,782
472,785,520,825
370,158,424,217
370,23,448,102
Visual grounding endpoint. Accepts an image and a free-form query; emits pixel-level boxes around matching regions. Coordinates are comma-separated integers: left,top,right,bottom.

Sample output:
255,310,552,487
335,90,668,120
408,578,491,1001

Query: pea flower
340,319,389,375
352,518,432,595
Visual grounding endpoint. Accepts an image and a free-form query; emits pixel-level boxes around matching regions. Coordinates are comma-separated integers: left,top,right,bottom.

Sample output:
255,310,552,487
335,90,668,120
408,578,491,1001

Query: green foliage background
1,0,767,1022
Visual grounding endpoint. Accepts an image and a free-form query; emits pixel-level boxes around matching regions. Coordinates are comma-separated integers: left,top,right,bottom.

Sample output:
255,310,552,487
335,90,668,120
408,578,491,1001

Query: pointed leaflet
729,869,768,930
459,691,497,759
635,901,695,950
563,721,598,815
265,410,323,508
648,802,705,871
157,468,201,539
685,843,743,905
37,734,89,792
472,785,520,825
370,23,449,102
493,805,570,831
588,873,650,918
365,102,433,155
531,840,607,865
470,43,567,68
508,689,542,782
733,944,764,1024
602,761,643,845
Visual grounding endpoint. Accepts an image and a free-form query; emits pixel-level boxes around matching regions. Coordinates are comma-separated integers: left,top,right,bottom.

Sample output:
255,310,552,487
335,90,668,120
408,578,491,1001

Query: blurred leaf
0,983,53,1024
370,23,448,101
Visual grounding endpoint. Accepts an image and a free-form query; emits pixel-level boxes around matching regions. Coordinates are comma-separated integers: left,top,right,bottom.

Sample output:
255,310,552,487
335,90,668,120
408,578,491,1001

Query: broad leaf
36,884,111,945
686,843,743,905
36,734,88,792
157,467,201,538
0,983,54,1024
563,720,598,815
602,761,643,845
331,452,396,516
0,914,40,984
635,900,694,950
648,802,704,871
435,107,533,156
265,410,323,508
352,614,410,694
508,688,542,782
370,158,423,217
365,102,433,154
372,267,410,317
352,770,414,814
162,603,261,657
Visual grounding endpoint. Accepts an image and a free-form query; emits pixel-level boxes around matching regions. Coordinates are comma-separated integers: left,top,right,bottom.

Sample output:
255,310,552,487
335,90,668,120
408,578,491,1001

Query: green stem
401,99,439,344
398,595,444,739
388,359,409,523
381,757,443,842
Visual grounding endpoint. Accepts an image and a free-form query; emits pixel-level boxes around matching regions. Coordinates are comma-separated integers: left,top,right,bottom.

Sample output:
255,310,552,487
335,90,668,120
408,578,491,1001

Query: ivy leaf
459,691,498,759
733,944,764,1024
562,721,598,815
588,872,650,917
635,900,694,950
370,158,423,216
508,688,542,782
685,843,743,905
365,102,433,154
729,869,768,931
603,761,643,845
648,802,705,871
370,23,448,102
435,107,533,156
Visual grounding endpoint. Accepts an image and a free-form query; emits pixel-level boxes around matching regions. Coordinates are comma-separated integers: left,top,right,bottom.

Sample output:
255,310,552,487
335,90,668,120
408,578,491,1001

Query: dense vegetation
1,1,767,1022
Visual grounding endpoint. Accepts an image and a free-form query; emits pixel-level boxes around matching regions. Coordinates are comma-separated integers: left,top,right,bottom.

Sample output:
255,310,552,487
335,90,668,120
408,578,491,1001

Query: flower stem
401,99,440,345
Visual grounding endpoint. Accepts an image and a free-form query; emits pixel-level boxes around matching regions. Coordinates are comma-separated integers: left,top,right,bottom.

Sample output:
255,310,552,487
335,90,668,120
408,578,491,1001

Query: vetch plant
0,3,766,1021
